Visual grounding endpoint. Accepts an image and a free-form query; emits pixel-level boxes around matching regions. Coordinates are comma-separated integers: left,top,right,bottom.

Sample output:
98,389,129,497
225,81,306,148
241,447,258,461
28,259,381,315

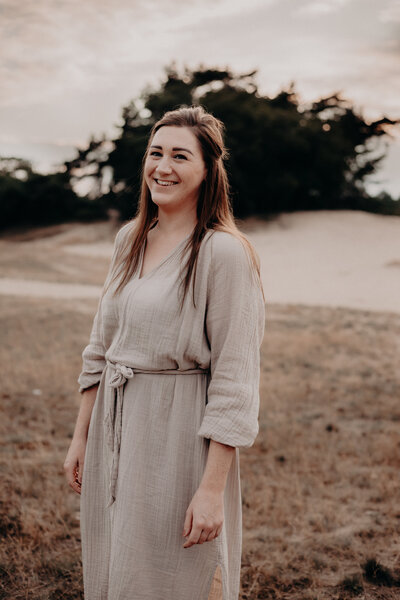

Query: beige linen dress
77,221,266,600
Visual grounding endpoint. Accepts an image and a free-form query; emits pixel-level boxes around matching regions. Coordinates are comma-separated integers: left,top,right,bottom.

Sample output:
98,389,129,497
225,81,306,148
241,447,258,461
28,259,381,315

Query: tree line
1,64,399,231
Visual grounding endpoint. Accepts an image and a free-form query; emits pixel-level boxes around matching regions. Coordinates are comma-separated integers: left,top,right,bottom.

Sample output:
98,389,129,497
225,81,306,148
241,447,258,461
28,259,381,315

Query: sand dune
249,210,400,314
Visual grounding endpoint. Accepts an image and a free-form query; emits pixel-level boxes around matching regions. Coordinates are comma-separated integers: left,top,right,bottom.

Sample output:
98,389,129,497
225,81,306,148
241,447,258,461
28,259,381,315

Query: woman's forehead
152,126,201,153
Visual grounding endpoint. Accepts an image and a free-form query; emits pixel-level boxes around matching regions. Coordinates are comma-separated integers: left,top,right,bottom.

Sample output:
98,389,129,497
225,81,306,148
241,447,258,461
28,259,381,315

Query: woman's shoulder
115,220,136,244
206,229,252,266
205,229,262,293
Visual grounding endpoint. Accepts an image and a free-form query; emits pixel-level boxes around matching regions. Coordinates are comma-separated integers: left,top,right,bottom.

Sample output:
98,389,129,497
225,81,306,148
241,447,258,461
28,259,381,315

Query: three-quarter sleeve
77,223,130,393
197,232,266,448
77,306,106,393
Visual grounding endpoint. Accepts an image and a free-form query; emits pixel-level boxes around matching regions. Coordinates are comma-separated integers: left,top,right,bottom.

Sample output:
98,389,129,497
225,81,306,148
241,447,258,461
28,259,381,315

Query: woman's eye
149,151,187,160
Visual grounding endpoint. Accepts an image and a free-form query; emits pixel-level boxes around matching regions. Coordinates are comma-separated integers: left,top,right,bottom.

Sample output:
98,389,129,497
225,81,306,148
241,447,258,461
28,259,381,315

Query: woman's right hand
64,384,98,494
64,436,87,495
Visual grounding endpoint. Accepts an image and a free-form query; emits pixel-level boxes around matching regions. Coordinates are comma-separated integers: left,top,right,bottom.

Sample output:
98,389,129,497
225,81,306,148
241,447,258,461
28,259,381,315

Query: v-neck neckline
137,227,192,281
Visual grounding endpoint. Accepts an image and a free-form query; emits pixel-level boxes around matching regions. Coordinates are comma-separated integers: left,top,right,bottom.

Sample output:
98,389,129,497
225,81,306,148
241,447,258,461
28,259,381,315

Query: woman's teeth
155,179,178,187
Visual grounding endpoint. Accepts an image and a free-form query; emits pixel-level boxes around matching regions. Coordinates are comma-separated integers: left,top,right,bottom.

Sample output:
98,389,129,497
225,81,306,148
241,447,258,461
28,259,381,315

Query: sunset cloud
0,0,398,195
293,0,350,16
379,1,400,23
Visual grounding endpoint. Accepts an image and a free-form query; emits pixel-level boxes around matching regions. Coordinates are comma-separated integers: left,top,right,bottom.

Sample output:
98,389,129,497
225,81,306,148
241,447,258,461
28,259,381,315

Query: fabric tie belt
104,360,210,508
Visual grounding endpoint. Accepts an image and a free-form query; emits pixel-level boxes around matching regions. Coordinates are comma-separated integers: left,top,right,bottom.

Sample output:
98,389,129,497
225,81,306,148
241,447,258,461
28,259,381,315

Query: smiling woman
64,105,266,600
144,125,208,214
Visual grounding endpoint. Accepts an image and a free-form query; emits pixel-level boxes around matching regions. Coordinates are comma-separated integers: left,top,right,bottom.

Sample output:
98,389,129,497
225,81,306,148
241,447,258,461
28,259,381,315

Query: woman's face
144,125,207,210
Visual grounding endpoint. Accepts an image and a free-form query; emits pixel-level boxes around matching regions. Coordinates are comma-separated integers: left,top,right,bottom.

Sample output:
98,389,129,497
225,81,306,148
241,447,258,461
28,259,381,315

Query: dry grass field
1,220,400,599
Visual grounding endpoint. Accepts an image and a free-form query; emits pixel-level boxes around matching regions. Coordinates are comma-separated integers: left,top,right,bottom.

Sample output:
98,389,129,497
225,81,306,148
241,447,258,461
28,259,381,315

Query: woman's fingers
205,521,223,542
64,458,82,495
183,521,223,547
182,490,224,547
71,480,81,494
182,508,193,538
77,460,84,485
72,465,82,494
198,528,211,544
205,527,218,542
183,522,203,548
67,471,81,494
63,438,87,494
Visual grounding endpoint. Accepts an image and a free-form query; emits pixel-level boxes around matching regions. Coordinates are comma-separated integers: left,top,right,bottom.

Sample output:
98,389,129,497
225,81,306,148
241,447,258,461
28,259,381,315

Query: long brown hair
105,104,265,309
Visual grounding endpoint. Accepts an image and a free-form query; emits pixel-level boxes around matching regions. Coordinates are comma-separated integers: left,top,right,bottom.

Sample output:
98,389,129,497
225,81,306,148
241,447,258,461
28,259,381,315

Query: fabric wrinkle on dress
77,221,266,600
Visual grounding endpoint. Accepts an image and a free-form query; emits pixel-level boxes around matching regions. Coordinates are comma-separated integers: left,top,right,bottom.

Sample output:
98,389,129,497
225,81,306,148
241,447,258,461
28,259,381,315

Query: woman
64,105,266,600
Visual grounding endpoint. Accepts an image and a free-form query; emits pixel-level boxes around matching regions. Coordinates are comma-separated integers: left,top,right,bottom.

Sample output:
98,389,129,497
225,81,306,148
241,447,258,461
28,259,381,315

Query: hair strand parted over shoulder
104,104,265,310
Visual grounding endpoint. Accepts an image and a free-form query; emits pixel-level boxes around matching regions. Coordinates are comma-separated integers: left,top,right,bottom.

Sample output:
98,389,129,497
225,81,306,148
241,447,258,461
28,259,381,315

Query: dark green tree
64,63,399,220
0,157,95,230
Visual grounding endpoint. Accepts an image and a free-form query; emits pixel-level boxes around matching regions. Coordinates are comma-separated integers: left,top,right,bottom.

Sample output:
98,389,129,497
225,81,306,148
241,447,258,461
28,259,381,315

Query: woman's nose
157,157,173,173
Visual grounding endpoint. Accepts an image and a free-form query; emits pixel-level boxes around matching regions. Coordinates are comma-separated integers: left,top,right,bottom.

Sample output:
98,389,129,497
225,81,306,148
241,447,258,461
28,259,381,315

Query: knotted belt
104,360,210,508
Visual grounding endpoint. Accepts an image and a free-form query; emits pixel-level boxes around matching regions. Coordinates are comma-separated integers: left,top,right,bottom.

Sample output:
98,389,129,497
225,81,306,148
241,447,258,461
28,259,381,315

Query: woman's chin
151,190,181,203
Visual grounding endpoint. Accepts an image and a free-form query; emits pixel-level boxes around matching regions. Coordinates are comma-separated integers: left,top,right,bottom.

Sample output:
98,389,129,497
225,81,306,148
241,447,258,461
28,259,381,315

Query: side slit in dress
207,564,223,600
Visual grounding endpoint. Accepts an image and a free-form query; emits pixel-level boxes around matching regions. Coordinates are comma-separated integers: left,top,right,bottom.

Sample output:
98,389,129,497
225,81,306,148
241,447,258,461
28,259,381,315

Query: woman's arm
72,384,98,440
63,384,99,494
183,233,265,548
199,439,235,493
77,222,132,393
66,224,133,493
182,439,235,548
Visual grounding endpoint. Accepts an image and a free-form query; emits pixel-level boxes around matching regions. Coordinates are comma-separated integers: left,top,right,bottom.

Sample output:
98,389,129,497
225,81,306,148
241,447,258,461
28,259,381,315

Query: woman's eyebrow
150,145,194,156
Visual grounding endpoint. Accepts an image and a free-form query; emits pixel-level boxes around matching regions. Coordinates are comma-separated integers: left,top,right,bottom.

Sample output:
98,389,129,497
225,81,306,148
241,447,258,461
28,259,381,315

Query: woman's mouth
154,178,179,187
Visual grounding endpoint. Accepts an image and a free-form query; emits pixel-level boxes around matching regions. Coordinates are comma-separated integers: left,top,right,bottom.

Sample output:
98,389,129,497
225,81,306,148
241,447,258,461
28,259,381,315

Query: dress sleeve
197,232,266,448
77,223,129,393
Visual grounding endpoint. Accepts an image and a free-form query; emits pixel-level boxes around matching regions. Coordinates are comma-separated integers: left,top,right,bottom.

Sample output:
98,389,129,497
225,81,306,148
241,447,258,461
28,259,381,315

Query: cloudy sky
1,0,399,196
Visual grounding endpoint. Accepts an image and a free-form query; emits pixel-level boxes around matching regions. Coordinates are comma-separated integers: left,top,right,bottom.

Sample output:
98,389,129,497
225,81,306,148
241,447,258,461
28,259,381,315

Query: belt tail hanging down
103,361,210,508
104,363,134,508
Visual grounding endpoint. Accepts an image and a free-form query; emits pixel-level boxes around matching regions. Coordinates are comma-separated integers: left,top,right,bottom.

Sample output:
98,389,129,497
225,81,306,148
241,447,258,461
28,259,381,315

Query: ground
1,213,399,599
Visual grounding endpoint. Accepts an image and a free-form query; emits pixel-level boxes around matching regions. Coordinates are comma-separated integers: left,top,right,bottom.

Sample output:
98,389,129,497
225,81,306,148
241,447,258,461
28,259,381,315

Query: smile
154,178,179,187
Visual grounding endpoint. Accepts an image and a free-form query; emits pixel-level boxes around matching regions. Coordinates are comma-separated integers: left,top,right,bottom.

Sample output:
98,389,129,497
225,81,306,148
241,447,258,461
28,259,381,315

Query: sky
1,0,399,197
